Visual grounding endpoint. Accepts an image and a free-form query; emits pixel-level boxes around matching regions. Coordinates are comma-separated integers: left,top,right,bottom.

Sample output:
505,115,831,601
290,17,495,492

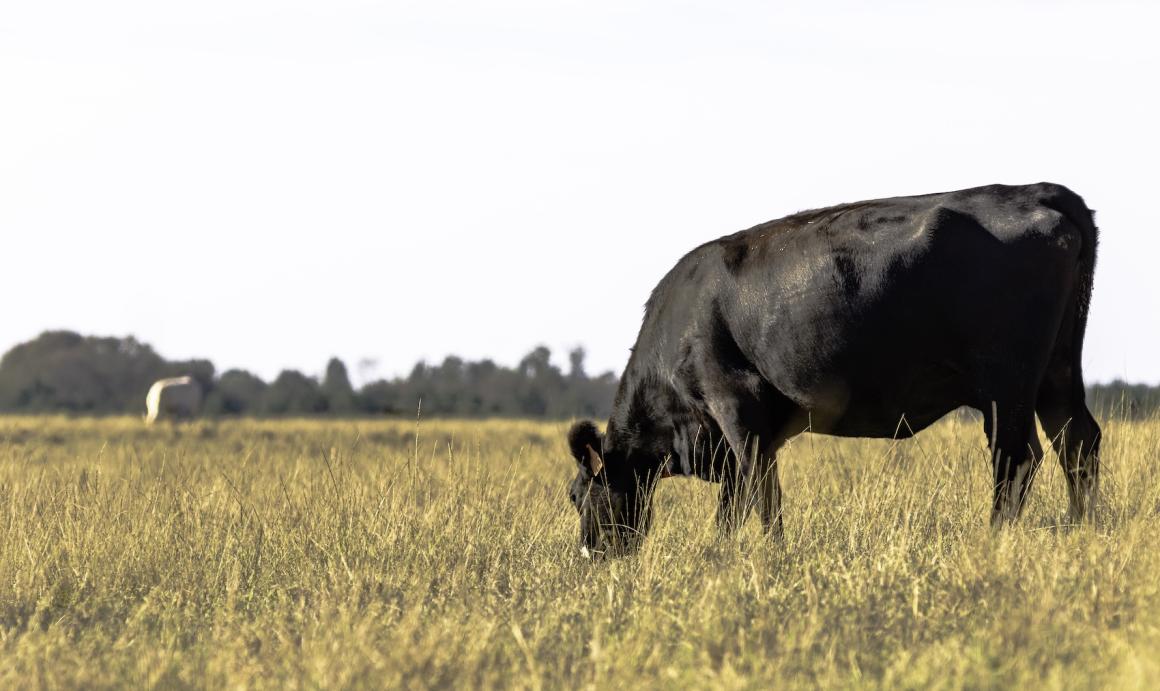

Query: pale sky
2,0,1157,384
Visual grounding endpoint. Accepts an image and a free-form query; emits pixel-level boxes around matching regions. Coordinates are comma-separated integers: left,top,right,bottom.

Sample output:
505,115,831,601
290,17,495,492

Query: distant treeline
0,331,1157,420
0,331,618,419
1085,382,1160,420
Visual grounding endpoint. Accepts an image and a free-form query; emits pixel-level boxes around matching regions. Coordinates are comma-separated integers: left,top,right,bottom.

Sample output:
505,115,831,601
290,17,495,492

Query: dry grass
1,413,1159,689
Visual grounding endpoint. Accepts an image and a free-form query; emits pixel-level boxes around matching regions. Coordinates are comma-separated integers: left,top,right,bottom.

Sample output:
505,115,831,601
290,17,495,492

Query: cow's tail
1041,184,1099,372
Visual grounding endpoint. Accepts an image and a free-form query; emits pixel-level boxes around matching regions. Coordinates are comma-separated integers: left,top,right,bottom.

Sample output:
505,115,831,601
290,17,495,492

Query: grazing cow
145,376,202,424
566,183,1100,558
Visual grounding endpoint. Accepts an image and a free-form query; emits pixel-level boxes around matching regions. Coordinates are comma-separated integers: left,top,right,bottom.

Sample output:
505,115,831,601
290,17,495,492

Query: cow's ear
567,420,603,475
585,445,604,477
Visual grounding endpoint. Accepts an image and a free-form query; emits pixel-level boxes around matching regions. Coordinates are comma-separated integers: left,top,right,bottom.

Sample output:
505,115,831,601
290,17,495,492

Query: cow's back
639,183,1091,438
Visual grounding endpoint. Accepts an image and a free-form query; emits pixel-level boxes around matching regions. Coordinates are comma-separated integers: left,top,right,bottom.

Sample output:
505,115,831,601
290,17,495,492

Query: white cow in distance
145,376,202,424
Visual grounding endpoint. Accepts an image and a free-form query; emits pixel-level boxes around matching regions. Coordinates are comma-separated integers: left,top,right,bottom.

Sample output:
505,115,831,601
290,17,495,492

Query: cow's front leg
715,432,779,536
716,454,755,535
757,454,783,539
702,371,795,538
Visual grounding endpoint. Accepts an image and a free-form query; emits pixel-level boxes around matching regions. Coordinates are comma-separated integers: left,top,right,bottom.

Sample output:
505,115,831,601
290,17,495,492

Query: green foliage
0,332,618,419
362,347,616,418
0,331,212,414
1088,380,1160,420
262,370,328,415
204,369,268,415
321,357,356,414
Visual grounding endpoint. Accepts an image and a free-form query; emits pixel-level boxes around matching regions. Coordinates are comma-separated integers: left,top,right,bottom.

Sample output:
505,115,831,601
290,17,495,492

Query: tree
205,369,267,415
321,357,356,414
358,379,399,414
0,331,169,413
0,331,627,419
568,347,586,379
262,370,326,415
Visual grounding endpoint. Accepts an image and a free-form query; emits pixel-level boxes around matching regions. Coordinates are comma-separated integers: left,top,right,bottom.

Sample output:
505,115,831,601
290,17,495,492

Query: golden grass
1,414,1159,689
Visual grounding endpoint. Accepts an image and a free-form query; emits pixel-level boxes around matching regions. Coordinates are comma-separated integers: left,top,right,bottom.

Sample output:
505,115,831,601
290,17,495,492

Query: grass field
2,414,1159,689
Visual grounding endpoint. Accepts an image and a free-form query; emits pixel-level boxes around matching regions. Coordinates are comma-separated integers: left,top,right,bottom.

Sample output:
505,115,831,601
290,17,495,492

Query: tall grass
1,414,1159,688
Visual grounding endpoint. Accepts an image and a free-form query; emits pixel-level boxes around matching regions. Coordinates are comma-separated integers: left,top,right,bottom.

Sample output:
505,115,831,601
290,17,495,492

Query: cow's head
565,420,652,559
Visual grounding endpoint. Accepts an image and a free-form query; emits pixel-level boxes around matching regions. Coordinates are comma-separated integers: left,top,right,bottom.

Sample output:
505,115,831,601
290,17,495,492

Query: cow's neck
602,364,684,484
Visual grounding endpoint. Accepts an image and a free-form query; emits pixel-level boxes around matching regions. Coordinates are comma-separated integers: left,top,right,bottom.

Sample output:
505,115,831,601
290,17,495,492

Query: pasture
2,414,1159,688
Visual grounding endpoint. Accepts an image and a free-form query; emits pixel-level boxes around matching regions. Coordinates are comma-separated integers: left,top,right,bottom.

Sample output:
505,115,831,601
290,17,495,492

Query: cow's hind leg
1035,282,1101,522
984,400,1043,525
1037,370,1101,523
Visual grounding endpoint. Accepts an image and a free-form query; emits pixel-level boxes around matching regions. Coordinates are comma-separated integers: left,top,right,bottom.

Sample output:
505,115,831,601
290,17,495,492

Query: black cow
566,182,1100,558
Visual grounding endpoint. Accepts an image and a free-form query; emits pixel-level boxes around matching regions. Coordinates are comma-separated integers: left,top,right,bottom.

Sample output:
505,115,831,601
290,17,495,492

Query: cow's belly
819,391,965,438
762,328,973,439
792,377,967,438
